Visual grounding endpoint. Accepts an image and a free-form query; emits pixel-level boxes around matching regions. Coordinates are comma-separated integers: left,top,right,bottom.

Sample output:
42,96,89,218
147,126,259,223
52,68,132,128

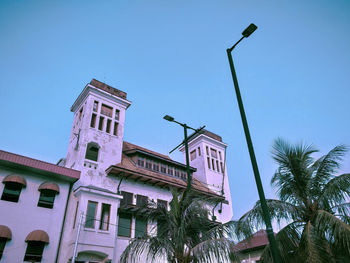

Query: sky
0,0,349,220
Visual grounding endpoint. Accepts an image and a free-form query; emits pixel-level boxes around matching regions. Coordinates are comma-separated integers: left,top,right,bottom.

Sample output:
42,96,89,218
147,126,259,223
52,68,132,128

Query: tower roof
89,79,127,100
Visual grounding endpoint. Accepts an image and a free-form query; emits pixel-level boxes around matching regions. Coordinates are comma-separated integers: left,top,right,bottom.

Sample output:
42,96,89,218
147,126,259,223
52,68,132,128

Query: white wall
0,167,71,263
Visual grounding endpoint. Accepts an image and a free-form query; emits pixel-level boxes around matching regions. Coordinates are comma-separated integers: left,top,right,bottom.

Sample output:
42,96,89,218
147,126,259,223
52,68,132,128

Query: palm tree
237,138,350,263
119,189,237,263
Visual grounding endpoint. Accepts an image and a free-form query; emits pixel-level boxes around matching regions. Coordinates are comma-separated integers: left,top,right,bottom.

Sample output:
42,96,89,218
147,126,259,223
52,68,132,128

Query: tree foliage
120,189,237,263
238,139,350,263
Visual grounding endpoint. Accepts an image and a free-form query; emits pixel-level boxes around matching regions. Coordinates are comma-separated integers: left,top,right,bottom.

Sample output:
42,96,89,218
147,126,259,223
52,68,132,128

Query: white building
0,150,80,262
57,79,233,263
0,78,233,263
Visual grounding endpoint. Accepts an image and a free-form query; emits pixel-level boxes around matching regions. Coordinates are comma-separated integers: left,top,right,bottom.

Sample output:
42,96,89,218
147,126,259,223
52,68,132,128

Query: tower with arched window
65,79,132,186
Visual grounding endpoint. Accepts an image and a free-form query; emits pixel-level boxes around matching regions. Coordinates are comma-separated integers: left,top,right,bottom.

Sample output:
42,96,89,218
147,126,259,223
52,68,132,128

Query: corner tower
65,79,131,183
180,130,233,221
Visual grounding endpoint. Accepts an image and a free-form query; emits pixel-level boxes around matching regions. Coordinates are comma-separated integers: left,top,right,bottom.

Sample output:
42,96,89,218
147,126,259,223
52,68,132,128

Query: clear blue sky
1,0,349,219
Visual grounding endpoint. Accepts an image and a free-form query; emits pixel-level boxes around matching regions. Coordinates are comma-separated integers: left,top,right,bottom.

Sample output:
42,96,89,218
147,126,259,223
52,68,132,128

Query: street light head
163,115,174,122
242,23,257,38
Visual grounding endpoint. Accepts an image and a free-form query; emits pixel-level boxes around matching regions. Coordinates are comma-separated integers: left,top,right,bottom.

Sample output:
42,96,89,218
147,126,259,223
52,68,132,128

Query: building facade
0,78,233,262
0,150,80,262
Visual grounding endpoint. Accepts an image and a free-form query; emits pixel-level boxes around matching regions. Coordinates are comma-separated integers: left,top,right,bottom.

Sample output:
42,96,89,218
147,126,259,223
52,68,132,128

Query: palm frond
191,238,239,263
318,173,350,209
315,209,350,258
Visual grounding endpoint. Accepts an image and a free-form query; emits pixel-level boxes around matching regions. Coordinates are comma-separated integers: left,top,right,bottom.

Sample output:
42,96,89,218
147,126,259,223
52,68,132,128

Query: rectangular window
190,150,196,161
157,199,168,209
219,151,222,161
24,242,45,262
73,201,79,229
118,212,131,237
0,239,6,260
221,162,224,174
136,195,148,207
120,191,133,206
174,168,180,177
210,148,218,159
115,109,120,120
113,122,118,136
216,160,220,173
198,147,201,156
85,201,97,228
153,161,159,172
106,119,111,133
101,104,113,117
181,171,187,179
37,190,56,209
1,182,22,202
212,159,215,171
90,113,97,128
168,167,173,176
93,101,98,112
160,164,166,173
99,203,111,231
207,157,211,169
145,159,152,169
98,116,104,131
79,107,83,120
206,146,209,156
135,216,147,238
137,156,145,167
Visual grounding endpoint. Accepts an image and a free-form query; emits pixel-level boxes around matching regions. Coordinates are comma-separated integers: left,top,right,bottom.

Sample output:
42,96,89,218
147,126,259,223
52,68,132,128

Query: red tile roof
90,79,127,99
234,230,269,252
106,153,223,199
123,141,172,160
0,150,80,182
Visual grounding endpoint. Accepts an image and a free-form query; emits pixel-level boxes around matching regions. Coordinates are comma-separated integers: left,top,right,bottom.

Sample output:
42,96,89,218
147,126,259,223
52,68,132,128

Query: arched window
37,182,60,209
1,174,26,203
0,225,12,260
85,142,99,162
24,230,49,262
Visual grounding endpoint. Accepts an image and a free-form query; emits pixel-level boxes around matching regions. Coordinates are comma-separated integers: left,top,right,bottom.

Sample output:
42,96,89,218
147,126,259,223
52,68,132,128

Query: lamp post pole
163,115,205,190
227,24,281,263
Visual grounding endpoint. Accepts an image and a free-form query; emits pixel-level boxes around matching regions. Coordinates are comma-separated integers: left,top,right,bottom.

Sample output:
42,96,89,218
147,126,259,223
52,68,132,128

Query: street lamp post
227,24,281,263
163,115,205,190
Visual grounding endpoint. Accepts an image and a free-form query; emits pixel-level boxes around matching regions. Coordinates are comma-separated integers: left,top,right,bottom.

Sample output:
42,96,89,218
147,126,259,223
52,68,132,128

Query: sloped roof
0,150,80,182
234,230,269,252
123,141,172,160
106,153,223,199
89,79,127,99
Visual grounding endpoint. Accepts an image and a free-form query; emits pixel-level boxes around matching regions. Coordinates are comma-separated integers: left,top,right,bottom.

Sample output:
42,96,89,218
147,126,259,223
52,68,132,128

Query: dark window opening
113,122,118,136
93,101,98,112
137,157,144,167
118,212,131,237
157,199,167,209
0,238,7,261
98,116,104,131
168,167,173,176
37,189,56,209
106,119,111,133
120,191,133,206
85,143,99,162
198,147,201,156
101,104,113,117
190,150,196,161
153,162,159,172
145,159,152,169
136,195,148,207
135,216,147,238
78,107,83,120
99,203,111,231
24,241,45,262
85,201,97,228
212,159,215,171
206,146,209,155
216,160,220,173
115,109,120,120
73,201,79,229
160,164,166,173
207,157,211,169
1,182,22,202
90,113,97,128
